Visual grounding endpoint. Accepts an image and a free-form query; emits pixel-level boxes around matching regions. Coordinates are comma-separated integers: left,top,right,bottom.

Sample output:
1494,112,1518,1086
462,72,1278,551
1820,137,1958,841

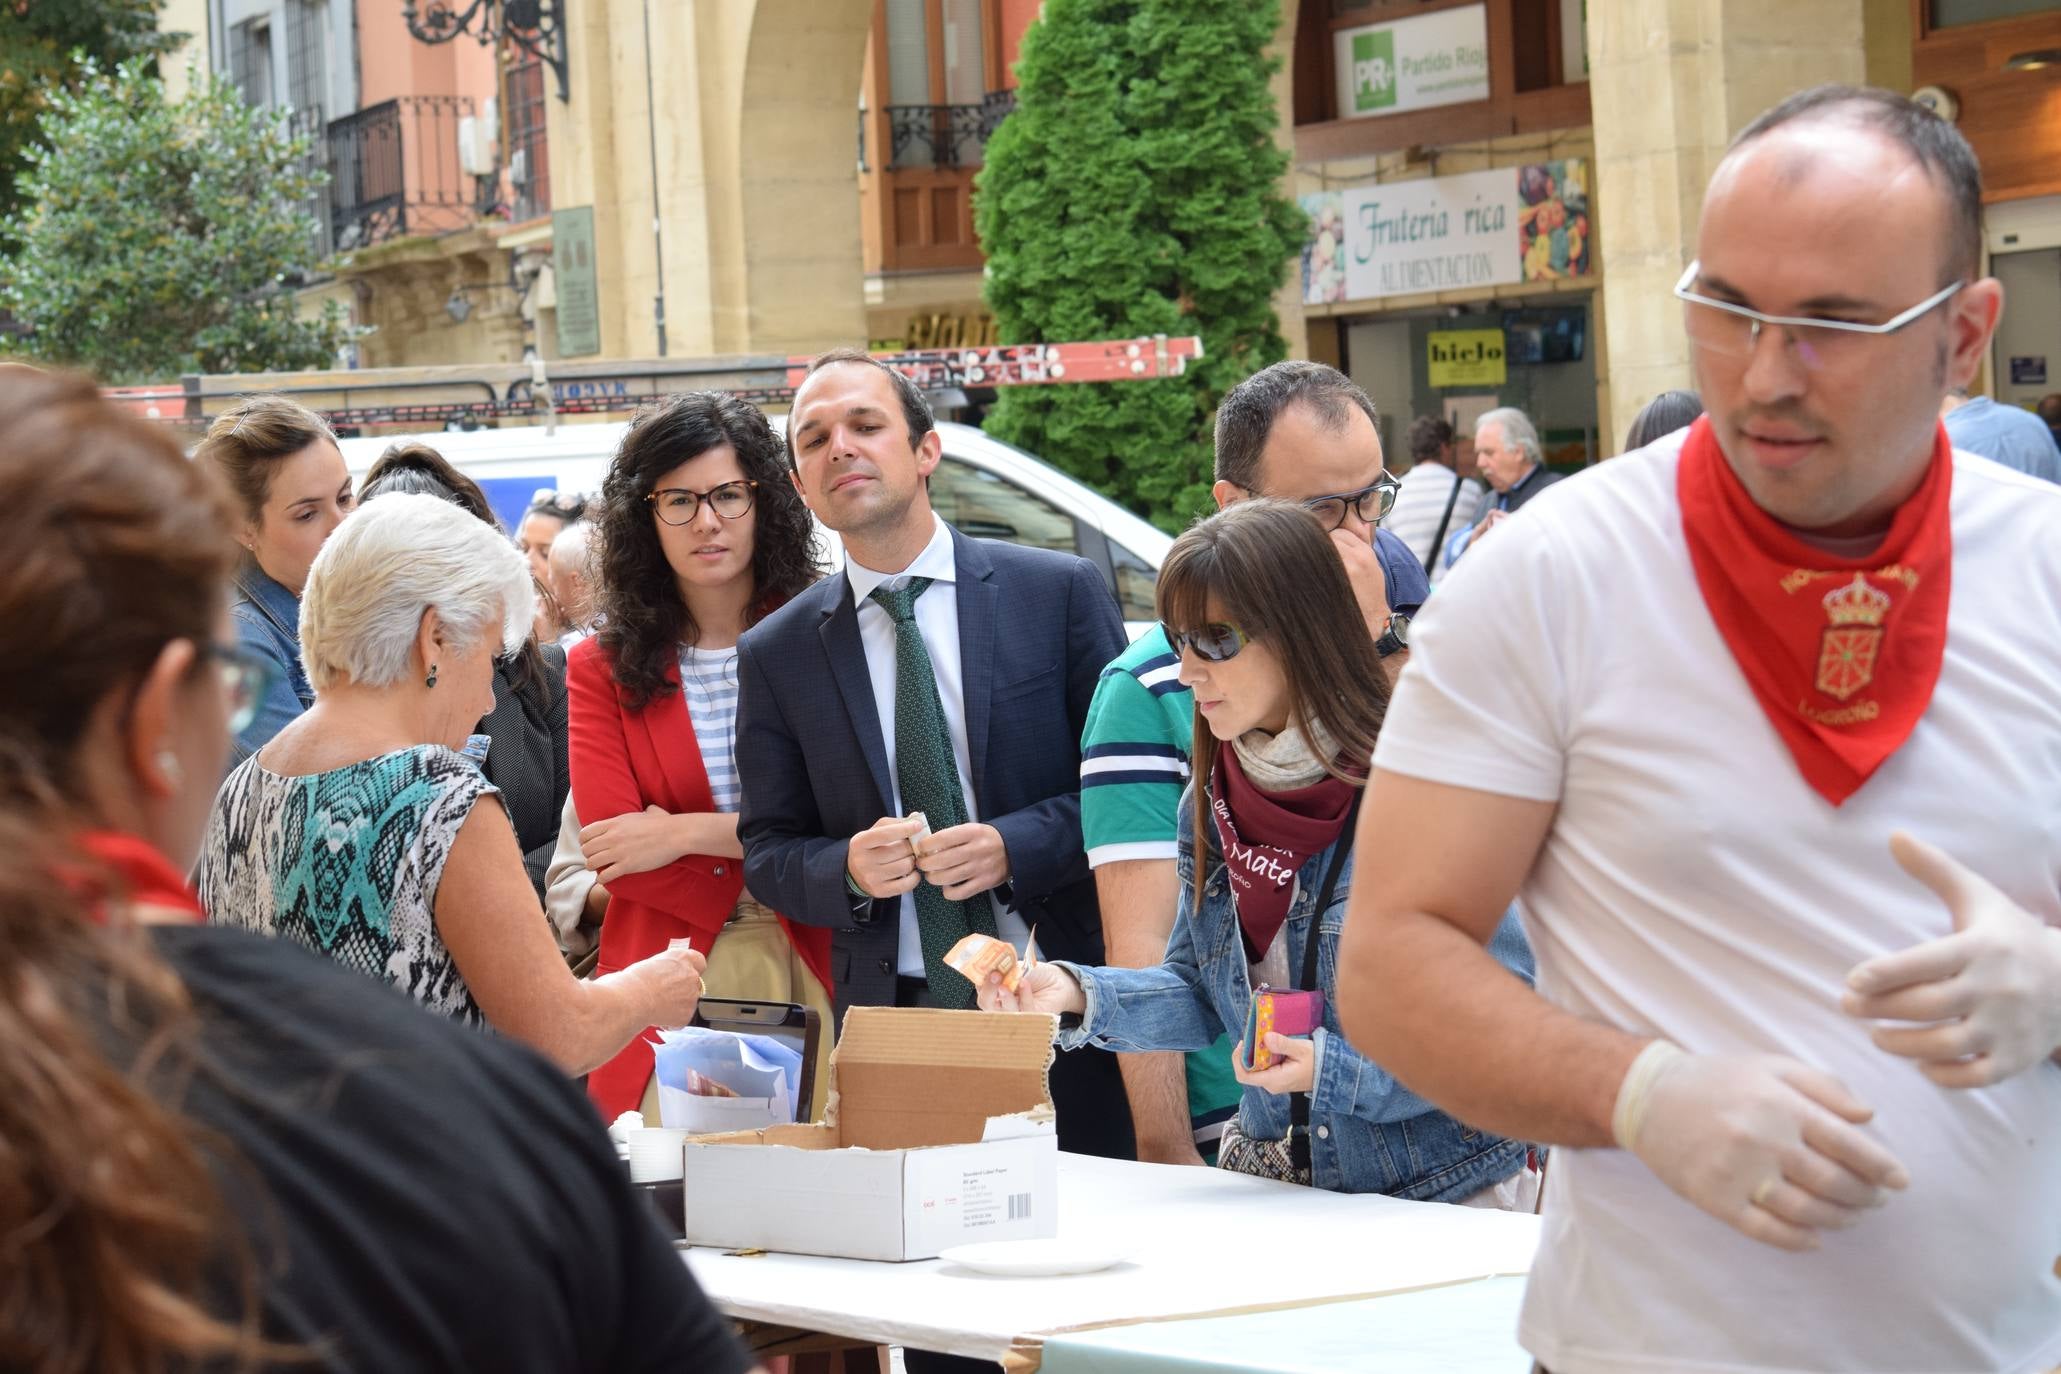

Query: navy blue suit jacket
736,524,1128,1025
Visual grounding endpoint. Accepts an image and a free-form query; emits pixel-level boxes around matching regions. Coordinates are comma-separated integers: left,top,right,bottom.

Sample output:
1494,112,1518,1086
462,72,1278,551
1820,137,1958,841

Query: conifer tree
976,0,1304,529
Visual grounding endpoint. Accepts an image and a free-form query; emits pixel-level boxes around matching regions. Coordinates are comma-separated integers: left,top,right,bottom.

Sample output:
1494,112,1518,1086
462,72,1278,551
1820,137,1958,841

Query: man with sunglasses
1340,87,2061,1374
1081,360,1428,1169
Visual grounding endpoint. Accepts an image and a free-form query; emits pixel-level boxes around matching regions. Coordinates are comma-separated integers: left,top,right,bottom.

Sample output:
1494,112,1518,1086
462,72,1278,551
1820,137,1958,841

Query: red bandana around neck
69,831,205,925
1208,750,1358,962
1677,415,1953,806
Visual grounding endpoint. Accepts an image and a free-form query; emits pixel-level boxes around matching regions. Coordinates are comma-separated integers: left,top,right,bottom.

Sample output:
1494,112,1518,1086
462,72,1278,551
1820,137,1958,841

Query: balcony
882,90,1015,169
328,95,480,253
868,90,1014,275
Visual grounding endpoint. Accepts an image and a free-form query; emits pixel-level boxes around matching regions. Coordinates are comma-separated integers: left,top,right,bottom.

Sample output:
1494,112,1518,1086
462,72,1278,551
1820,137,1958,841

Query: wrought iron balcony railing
884,89,1016,169
327,95,479,252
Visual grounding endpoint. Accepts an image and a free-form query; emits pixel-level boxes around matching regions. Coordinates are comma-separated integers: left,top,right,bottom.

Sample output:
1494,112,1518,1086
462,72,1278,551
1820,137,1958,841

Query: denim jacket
229,561,315,767
1056,790,1536,1201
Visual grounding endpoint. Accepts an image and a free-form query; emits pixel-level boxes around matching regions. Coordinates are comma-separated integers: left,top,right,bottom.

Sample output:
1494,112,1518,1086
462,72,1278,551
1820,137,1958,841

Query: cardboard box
681,1006,1059,1261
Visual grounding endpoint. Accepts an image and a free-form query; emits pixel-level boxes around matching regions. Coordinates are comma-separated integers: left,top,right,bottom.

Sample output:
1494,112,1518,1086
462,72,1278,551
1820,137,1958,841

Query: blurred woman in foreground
0,370,753,1373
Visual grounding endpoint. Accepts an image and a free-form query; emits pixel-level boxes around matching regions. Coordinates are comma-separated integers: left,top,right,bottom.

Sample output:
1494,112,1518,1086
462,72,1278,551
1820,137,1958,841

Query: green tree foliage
0,0,179,228
1,60,352,382
975,0,1304,530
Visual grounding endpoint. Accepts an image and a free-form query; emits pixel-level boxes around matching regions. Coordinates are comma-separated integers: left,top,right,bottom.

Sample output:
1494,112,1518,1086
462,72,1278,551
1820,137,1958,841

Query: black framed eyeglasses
1301,474,1401,531
1163,621,1250,664
645,480,758,526
197,641,280,735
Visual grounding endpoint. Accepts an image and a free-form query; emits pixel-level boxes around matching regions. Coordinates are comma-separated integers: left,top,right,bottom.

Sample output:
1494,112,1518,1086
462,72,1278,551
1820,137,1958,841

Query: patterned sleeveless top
198,745,498,1028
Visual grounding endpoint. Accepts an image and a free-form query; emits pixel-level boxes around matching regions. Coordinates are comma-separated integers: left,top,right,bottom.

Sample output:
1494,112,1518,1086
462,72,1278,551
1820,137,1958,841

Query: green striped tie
870,577,997,1007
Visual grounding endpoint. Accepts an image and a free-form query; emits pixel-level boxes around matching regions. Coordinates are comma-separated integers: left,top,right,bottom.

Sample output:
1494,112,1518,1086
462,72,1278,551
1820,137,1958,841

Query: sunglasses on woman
1163,621,1250,663
197,641,280,735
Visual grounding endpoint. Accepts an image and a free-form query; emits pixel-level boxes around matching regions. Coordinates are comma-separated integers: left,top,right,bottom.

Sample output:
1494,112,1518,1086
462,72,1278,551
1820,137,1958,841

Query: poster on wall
1427,329,1507,388
552,206,601,358
1300,159,1591,306
1333,5,1490,119
2011,356,2048,386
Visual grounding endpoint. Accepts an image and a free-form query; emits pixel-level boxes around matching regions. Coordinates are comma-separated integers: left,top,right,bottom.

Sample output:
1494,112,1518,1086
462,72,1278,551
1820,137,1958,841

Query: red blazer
568,634,833,1116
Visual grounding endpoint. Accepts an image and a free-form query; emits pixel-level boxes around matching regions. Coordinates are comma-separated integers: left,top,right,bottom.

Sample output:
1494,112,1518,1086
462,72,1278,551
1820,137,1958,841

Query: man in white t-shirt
1338,85,2061,1374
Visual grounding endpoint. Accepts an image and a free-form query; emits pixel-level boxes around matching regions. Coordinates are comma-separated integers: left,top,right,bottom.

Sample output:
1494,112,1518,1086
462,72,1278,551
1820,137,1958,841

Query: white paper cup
622,1127,690,1183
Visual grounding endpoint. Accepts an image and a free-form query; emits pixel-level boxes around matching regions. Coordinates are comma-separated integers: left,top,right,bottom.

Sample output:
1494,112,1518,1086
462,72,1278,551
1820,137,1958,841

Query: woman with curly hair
571,391,835,1119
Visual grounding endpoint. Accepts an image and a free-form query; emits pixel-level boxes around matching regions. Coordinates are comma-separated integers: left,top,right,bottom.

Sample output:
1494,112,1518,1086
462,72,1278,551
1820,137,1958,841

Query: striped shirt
1383,461,1487,577
1079,622,1242,1152
677,644,743,814
1080,625,1193,868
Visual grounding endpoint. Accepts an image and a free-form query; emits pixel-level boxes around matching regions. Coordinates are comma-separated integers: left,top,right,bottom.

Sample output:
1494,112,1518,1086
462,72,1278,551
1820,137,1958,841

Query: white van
337,418,1168,635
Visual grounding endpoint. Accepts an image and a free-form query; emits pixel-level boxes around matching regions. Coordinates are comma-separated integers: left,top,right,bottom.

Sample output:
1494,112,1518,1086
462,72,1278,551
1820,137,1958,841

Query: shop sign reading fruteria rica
1300,160,1592,305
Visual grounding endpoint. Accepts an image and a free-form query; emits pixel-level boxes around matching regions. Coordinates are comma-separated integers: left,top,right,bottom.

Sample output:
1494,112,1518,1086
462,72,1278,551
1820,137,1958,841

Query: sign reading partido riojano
1300,160,1592,306
1332,6,1490,119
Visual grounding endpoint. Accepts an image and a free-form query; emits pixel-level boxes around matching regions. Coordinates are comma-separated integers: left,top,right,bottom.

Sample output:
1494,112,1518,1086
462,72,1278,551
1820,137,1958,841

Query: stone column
1587,0,1866,452
1270,0,1309,362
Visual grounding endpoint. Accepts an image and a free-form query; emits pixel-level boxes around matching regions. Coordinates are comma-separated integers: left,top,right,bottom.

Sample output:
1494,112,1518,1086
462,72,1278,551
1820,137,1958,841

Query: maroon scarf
1209,750,1359,962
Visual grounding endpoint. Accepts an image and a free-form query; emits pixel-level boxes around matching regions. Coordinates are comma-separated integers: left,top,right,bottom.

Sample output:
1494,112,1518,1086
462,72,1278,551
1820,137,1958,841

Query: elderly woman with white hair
198,492,705,1074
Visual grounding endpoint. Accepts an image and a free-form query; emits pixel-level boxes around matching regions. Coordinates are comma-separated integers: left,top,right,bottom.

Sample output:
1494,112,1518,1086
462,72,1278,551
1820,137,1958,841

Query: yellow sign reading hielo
1428,329,1507,388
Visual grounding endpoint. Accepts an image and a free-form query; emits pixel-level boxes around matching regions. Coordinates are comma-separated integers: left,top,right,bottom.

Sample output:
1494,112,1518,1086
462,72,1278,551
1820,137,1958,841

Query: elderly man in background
1443,406,1562,567
547,518,601,645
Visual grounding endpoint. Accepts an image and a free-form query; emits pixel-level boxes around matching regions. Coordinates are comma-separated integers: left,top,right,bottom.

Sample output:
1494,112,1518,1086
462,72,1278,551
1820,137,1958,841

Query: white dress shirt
844,514,1031,977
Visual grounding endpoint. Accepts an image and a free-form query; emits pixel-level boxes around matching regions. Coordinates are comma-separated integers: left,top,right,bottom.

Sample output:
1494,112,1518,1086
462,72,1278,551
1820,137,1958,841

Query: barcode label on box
1007,1192,1032,1220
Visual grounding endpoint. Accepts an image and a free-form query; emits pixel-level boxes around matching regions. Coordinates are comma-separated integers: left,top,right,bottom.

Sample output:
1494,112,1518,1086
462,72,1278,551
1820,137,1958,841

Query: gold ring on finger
1751,1177,1778,1208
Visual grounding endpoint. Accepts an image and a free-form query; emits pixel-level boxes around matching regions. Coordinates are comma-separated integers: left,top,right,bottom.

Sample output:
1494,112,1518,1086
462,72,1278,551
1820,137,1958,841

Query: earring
155,750,184,785
425,663,439,689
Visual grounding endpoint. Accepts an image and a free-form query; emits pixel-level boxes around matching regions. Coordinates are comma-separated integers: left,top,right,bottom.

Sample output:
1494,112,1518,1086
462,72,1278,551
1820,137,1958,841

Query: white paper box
681,1007,1060,1261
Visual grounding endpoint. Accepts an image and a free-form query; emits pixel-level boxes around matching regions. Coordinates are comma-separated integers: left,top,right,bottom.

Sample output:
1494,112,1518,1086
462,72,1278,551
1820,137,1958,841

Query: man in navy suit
735,349,1135,1173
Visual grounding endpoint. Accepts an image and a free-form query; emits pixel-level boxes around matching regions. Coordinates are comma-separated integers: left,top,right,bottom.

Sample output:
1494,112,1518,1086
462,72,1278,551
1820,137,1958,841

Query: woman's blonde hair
300,491,533,692
193,394,337,523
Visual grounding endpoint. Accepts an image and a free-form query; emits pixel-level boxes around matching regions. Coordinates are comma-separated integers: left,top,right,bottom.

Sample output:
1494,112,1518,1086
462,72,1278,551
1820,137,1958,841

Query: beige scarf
1229,716,1341,792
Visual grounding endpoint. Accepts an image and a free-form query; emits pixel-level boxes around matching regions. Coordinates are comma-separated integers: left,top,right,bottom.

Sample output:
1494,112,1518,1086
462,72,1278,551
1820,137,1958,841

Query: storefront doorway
1340,292,1599,475
1986,195,2061,413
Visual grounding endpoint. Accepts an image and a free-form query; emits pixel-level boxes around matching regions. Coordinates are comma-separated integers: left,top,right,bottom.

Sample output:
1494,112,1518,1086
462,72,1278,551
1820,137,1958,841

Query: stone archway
544,0,871,360
727,0,873,354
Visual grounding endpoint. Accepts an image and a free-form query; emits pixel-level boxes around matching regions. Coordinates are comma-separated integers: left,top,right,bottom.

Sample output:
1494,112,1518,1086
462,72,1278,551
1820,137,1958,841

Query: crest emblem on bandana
1815,573,1893,701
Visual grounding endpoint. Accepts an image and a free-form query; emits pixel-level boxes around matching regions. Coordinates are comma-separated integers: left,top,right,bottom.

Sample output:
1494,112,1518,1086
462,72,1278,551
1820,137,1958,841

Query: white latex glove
1613,1042,1910,1252
1842,831,2061,1088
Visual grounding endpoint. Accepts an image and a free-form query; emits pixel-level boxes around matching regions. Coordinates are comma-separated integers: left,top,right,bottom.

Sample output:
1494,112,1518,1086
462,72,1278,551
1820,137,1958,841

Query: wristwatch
1374,612,1410,659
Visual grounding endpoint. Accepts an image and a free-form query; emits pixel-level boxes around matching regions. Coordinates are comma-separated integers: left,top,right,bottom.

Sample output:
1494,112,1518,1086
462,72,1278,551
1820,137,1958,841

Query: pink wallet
1243,986,1325,1070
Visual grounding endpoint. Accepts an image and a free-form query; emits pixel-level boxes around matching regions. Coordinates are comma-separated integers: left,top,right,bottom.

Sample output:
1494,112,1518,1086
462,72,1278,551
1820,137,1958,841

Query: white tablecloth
683,1153,1539,1362
1035,1276,1531,1373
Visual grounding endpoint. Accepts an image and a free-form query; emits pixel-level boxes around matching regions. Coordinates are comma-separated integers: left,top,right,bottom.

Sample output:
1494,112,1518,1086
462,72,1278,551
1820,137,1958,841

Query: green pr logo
1353,30,1396,112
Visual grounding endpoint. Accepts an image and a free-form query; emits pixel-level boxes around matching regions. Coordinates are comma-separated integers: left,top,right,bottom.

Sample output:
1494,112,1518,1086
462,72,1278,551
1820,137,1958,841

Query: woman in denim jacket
979,500,1536,1202
195,396,356,766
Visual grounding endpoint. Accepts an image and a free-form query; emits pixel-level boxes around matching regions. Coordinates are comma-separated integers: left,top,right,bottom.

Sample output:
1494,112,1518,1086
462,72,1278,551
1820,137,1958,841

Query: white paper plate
939,1239,1129,1277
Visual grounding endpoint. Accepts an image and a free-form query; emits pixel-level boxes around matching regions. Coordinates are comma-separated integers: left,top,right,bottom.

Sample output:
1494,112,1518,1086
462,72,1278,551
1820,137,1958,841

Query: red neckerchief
72,831,204,925
1208,750,1359,961
1677,415,1952,806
